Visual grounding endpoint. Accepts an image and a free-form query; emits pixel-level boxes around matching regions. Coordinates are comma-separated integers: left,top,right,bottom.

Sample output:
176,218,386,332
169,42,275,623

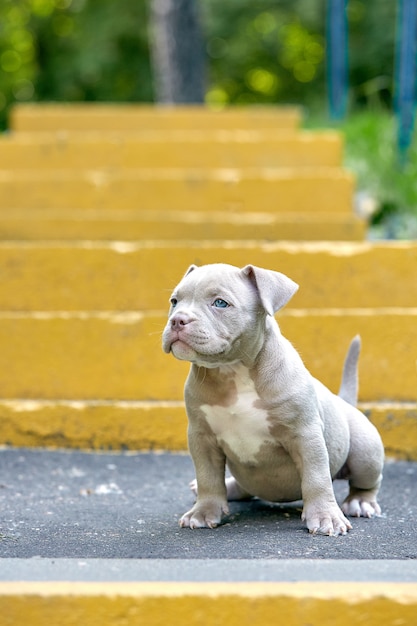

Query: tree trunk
149,0,206,104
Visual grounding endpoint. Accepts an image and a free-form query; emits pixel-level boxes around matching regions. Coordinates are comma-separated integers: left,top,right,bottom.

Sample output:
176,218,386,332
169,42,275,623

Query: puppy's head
162,263,298,368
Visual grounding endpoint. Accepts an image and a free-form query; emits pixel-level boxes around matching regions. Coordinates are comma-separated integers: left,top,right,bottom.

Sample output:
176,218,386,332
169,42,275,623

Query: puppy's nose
170,313,193,330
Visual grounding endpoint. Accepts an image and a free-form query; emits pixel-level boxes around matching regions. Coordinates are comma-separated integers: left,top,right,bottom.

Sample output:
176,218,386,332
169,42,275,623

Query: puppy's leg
225,477,252,500
180,428,229,529
341,411,384,517
288,421,352,536
190,476,252,501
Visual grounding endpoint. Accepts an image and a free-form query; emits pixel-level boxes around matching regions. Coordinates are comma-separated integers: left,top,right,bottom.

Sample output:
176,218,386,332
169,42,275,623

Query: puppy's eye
213,298,229,309
170,297,178,308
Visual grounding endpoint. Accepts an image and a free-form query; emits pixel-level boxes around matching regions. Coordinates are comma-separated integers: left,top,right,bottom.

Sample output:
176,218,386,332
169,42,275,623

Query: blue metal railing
327,0,417,161
327,0,349,120
394,0,417,161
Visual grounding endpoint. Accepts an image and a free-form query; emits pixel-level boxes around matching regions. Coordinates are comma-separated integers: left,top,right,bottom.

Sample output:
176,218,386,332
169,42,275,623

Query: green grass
308,109,417,239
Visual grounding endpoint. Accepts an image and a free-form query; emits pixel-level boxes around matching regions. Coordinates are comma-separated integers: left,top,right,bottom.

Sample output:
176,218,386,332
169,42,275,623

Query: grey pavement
0,448,416,581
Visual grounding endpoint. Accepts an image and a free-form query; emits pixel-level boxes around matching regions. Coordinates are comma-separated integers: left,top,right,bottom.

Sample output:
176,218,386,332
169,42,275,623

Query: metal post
395,0,417,162
327,0,349,119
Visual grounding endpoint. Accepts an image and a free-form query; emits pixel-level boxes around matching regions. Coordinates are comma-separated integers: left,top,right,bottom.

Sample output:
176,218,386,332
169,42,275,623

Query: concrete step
0,131,343,169
0,241,414,311
9,103,302,132
0,397,415,459
0,310,415,402
0,168,354,212
0,209,365,242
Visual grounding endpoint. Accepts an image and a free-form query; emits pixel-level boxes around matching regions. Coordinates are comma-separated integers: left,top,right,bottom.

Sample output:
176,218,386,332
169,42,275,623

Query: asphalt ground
0,448,416,581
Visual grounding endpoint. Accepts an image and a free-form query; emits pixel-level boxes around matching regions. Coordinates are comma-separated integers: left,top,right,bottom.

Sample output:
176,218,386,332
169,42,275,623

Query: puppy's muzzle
170,312,194,330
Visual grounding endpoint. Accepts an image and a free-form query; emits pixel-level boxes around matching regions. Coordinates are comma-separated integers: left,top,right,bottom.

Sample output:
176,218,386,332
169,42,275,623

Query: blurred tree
0,0,401,129
31,0,152,102
203,0,397,113
149,0,206,103
202,0,327,110
347,0,396,108
0,0,153,128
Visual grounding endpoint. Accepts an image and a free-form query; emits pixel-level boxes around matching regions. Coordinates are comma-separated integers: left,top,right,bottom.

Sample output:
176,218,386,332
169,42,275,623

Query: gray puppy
162,263,384,535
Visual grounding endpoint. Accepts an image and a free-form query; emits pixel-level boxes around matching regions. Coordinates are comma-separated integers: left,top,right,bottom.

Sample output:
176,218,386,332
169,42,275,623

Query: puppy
162,263,384,535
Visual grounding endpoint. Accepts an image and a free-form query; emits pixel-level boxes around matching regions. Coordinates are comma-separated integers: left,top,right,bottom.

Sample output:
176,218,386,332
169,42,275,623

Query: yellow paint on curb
0,131,343,169
1,582,417,626
0,400,188,451
9,103,302,131
0,241,415,311
0,399,416,458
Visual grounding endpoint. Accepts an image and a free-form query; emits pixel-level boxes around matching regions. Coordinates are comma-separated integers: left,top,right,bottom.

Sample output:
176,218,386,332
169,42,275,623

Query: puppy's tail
338,335,361,406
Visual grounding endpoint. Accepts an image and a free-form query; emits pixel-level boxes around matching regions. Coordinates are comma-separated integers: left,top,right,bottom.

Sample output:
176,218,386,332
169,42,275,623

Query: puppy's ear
183,264,198,278
242,265,299,315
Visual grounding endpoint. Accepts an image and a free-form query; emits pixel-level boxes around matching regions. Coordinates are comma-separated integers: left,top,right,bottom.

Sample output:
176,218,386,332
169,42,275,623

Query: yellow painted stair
9,103,303,131
0,129,343,168
0,104,415,460
0,103,364,241
0,239,416,457
1,103,416,624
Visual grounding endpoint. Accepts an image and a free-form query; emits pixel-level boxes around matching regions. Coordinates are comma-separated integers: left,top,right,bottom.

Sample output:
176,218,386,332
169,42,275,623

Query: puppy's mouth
163,324,234,363
171,340,240,370
170,337,189,350
163,328,192,352
170,337,200,362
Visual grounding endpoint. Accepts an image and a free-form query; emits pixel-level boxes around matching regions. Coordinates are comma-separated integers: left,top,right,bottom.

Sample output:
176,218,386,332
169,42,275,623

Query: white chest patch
200,364,272,464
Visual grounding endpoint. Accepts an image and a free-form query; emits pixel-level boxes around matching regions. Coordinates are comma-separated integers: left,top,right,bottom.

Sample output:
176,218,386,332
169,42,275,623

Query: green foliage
202,0,326,108
0,0,152,128
320,110,417,238
0,0,400,128
0,0,38,118
202,0,397,112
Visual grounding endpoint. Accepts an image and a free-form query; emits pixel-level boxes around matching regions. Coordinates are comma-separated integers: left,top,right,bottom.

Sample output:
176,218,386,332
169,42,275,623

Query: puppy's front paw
302,503,353,536
179,499,229,529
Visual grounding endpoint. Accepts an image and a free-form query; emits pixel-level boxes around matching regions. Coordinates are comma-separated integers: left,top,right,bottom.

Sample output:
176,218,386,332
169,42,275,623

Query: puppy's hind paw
342,495,381,518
